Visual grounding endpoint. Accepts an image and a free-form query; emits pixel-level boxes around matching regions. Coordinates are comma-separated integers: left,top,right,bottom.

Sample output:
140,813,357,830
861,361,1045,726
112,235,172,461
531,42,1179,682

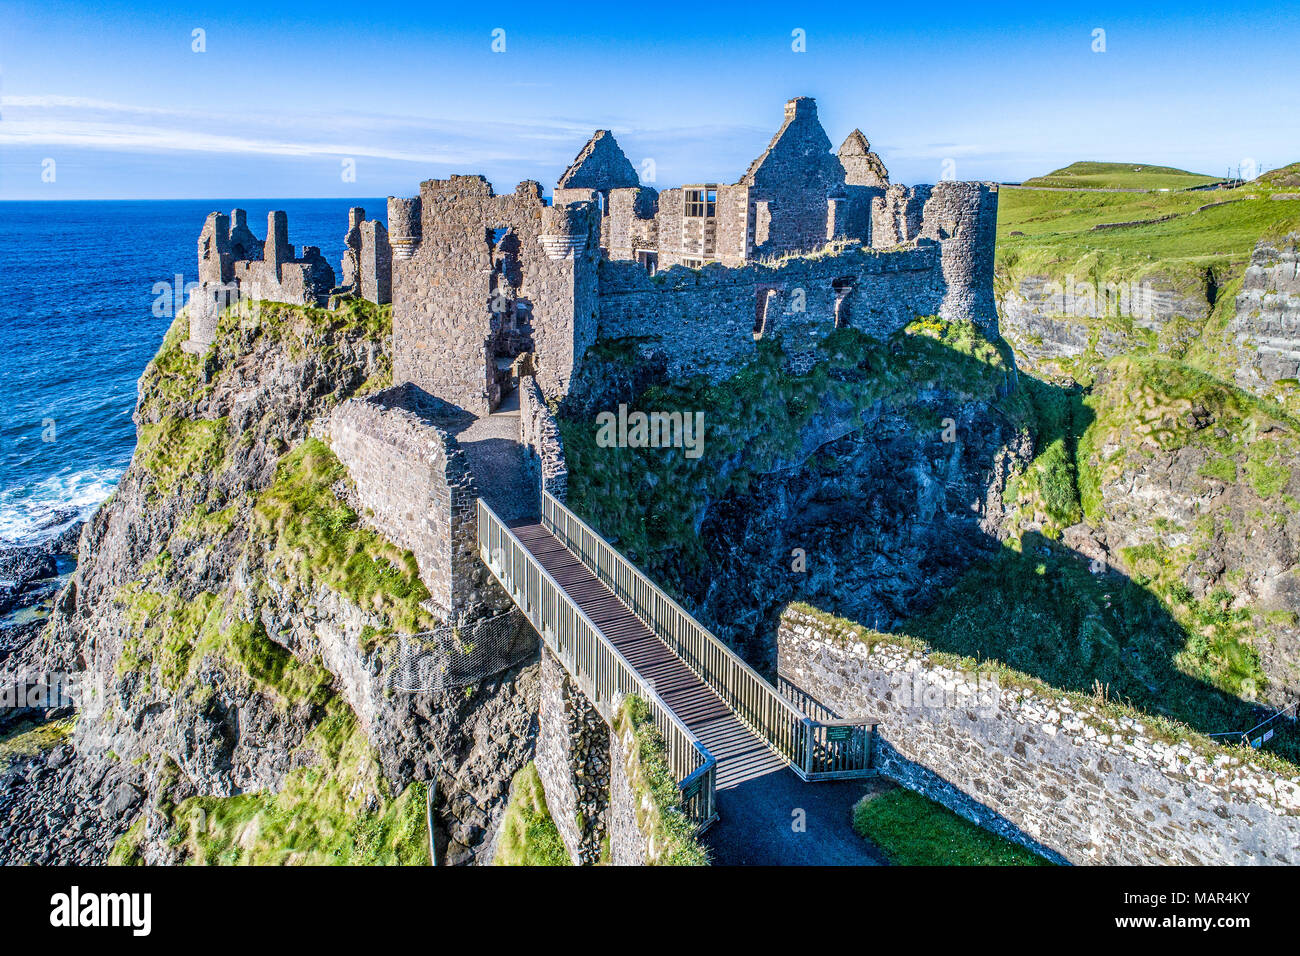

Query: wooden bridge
477,491,877,831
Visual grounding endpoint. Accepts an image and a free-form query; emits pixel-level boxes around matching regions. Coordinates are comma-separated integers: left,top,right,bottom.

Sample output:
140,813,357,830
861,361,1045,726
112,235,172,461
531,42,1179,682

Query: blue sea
0,199,386,547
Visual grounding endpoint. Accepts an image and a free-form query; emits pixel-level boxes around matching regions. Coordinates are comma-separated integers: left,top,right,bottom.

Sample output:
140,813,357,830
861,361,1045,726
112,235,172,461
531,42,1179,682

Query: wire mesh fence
385,609,536,693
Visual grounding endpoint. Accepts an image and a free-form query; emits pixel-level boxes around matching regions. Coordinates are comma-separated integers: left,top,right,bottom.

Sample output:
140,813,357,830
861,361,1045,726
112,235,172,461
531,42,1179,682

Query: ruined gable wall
596,243,943,381
391,177,599,414
743,99,848,259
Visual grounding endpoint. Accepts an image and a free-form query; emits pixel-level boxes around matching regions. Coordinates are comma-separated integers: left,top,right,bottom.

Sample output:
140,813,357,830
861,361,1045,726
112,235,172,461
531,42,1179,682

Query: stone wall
596,242,944,381
534,646,610,864
187,208,336,349
390,176,600,415
777,604,1300,865
918,181,1000,332
321,383,480,619
872,184,931,248
740,97,858,259
519,375,567,505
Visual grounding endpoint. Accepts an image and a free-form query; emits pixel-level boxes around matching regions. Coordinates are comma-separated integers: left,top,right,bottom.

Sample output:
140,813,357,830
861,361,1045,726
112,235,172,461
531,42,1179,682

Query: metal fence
541,491,875,781
385,610,534,693
476,497,717,828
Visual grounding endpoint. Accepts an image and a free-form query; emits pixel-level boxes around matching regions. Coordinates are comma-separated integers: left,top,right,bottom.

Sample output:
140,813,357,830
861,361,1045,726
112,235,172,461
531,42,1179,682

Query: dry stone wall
777,605,1300,865
535,646,611,865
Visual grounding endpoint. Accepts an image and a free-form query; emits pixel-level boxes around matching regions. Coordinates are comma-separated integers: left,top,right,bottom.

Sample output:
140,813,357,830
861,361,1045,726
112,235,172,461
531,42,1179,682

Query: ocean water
0,199,385,547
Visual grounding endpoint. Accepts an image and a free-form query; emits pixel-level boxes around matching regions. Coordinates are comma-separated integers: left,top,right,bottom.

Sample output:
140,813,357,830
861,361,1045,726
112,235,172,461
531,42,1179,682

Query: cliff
2,300,536,865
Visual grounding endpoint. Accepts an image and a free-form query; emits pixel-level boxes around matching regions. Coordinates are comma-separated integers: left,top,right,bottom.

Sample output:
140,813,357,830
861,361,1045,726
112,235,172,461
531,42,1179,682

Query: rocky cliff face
2,301,536,865
998,272,1210,384
1077,356,1300,704
560,319,1034,664
1229,233,1300,405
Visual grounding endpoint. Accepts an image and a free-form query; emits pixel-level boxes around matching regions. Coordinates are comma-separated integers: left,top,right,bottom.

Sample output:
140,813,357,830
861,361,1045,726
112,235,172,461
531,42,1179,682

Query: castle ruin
188,96,999,416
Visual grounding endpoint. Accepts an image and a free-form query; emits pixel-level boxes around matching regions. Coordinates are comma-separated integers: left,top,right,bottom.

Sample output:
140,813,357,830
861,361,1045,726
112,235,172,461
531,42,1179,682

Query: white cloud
0,94,600,166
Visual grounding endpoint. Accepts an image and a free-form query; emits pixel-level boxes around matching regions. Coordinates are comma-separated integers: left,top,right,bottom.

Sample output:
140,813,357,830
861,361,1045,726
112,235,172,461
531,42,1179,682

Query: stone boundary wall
321,384,478,618
519,376,568,504
535,646,610,864
596,243,943,381
777,604,1300,865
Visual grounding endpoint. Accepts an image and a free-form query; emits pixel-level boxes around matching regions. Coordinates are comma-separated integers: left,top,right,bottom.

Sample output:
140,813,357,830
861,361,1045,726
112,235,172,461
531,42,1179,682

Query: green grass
252,439,437,636
852,788,1051,866
161,703,429,865
493,762,571,866
1020,161,1219,191
612,696,710,866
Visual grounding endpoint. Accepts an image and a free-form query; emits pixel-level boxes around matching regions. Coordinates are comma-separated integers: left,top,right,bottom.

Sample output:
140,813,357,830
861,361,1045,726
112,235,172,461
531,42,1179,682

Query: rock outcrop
1230,232,1300,400
2,301,536,865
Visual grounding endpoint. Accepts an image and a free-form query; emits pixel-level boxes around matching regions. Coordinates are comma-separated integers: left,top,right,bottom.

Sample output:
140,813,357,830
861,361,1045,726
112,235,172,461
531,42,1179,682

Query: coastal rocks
11,304,535,864
0,519,81,618
0,734,140,866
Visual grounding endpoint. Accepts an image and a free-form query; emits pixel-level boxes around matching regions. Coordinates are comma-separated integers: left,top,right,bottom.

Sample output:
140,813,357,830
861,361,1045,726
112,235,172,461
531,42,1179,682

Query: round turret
387,196,422,259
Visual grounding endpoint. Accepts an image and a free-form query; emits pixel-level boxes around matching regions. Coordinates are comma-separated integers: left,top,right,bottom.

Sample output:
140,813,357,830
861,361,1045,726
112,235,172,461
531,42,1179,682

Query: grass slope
493,762,571,866
143,704,429,865
1020,161,1219,191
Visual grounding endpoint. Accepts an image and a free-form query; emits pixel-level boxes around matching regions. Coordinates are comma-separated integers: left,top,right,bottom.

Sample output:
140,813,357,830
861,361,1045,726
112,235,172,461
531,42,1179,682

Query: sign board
1263,728,1275,743
826,725,853,742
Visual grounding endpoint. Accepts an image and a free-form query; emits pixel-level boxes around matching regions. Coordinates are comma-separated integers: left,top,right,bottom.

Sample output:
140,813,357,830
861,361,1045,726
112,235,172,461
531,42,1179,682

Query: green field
1019,161,1220,191
998,171,1300,292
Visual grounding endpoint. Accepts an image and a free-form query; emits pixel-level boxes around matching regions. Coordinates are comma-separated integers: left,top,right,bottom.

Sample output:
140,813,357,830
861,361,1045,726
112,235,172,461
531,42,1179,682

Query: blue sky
2,0,1298,199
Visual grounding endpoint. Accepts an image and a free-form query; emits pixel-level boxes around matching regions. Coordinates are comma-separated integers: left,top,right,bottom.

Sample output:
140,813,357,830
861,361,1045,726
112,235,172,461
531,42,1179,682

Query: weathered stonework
389,176,600,415
534,645,610,864
189,97,999,418
777,605,1300,865
320,383,491,620
519,375,567,504
596,242,948,381
187,209,336,350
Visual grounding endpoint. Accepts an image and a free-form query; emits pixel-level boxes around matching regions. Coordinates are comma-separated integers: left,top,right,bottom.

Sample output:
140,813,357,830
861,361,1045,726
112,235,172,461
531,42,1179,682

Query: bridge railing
476,497,717,828
541,491,874,781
